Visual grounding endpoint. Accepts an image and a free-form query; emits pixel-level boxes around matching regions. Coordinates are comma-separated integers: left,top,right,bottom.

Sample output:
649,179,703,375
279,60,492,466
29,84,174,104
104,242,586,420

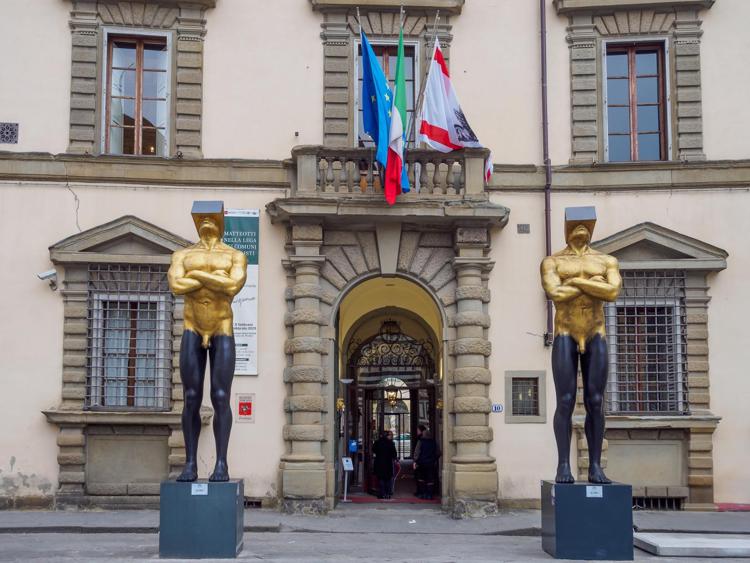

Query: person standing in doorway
373,431,398,499
413,425,440,499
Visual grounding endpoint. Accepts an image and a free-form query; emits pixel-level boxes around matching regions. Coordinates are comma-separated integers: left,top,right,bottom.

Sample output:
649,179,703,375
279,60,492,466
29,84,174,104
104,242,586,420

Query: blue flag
360,30,392,168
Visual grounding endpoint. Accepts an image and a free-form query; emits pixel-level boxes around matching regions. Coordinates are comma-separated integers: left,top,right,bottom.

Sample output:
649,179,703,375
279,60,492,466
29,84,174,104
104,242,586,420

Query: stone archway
277,221,501,517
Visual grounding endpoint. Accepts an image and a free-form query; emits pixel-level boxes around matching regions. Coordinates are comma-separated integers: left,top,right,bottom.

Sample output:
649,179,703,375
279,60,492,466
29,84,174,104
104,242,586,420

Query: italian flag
384,28,410,205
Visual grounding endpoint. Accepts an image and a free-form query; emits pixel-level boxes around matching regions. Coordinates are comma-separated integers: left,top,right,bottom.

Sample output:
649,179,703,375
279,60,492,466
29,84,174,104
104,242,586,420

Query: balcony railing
290,146,490,198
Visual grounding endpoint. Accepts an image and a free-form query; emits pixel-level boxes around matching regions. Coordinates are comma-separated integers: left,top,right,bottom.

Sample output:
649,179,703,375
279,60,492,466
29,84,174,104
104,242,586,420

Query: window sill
43,406,212,427
554,0,715,15
574,413,720,430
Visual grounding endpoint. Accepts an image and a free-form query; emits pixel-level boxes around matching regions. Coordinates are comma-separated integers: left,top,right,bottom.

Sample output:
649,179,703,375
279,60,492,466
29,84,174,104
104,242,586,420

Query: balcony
268,145,509,227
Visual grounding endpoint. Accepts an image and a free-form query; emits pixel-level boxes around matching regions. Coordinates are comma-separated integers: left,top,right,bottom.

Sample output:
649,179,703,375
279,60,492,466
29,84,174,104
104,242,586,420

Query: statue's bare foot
588,463,612,484
209,461,230,482
555,462,575,484
177,462,198,482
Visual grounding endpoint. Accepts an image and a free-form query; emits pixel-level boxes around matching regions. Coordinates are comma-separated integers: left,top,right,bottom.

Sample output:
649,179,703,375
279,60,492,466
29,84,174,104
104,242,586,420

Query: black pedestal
541,480,633,560
159,480,244,559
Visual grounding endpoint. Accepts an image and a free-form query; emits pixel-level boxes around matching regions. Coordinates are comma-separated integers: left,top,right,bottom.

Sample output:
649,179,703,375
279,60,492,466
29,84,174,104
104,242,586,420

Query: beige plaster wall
0,0,71,154
201,0,325,159
701,0,750,161
450,0,571,165
0,182,289,500
487,188,750,503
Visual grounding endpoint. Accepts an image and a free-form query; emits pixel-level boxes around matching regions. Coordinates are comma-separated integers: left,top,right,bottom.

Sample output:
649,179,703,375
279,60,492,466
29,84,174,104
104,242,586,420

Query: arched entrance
343,317,441,501
334,277,444,503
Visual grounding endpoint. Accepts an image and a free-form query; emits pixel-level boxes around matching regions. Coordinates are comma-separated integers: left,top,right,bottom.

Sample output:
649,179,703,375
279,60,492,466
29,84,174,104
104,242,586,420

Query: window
86,264,173,410
357,43,417,146
504,371,546,423
604,43,667,162
605,271,687,415
105,36,169,156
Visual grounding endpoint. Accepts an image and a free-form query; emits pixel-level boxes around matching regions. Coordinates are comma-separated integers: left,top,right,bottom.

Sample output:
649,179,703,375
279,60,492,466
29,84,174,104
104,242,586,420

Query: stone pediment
50,215,192,265
591,222,727,271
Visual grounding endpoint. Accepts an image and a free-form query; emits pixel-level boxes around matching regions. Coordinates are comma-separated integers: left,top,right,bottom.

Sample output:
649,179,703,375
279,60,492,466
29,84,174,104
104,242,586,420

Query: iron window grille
511,377,540,417
605,270,688,415
86,264,173,410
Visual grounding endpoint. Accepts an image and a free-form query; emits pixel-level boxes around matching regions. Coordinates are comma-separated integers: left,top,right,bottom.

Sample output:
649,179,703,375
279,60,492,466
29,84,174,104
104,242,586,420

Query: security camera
37,269,58,290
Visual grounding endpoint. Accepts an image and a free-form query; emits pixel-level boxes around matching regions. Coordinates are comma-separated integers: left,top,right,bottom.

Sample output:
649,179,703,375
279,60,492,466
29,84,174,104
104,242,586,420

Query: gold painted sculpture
168,201,247,482
540,206,622,484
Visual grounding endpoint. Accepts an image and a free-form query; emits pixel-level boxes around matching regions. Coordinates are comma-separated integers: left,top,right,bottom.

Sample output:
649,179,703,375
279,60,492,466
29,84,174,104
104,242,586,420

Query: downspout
540,0,554,347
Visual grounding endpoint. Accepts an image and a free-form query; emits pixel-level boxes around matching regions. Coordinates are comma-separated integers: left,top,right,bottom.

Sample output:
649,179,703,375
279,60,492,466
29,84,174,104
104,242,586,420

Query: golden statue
168,201,247,482
540,206,621,484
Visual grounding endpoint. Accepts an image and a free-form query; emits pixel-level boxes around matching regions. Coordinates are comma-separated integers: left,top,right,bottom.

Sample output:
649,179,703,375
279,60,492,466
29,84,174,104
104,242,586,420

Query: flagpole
405,9,439,149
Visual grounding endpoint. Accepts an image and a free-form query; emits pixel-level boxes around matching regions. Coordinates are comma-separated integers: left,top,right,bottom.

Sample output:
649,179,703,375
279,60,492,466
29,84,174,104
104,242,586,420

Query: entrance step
634,533,750,557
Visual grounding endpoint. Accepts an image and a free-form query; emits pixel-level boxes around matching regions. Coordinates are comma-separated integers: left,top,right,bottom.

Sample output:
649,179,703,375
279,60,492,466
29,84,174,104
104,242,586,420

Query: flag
384,27,411,205
418,38,493,183
360,30,392,169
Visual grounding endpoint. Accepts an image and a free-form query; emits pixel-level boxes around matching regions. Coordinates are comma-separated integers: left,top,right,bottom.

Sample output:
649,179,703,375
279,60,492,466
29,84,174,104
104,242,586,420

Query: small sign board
491,403,504,413
236,393,255,423
586,485,603,498
191,483,208,496
341,457,354,472
348,439,358,453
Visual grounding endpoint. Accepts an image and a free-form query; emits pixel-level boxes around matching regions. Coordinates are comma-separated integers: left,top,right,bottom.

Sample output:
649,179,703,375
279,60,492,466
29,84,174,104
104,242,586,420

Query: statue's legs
551,335,578,483
581,333,611,484
208,334,235,482
177,330,207,482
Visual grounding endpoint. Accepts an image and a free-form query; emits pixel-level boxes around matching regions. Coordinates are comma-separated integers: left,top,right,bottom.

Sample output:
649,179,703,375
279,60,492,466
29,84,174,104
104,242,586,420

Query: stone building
0,0,748,515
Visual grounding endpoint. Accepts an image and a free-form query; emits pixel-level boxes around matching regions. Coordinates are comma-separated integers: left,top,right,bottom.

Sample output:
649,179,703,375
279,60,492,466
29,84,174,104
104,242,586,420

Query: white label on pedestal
586,485,603,498
191,483,208,496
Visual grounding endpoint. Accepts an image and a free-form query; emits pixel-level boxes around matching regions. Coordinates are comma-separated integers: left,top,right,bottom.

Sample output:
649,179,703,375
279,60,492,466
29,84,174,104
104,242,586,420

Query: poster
224,209,259,375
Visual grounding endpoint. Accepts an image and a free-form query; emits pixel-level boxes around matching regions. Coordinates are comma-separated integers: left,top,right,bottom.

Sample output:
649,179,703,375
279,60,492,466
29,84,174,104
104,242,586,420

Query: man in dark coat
413,425,440,499
372,431,398,499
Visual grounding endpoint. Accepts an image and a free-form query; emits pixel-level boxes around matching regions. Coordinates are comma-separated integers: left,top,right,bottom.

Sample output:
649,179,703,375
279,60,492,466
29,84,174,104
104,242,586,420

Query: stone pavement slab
633,510,750,534
2,531,747,563
634,533,750,557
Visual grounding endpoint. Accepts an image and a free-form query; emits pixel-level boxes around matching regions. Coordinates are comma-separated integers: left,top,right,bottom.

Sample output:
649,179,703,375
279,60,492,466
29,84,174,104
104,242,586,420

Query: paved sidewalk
0,504,748,535
0,506,748,562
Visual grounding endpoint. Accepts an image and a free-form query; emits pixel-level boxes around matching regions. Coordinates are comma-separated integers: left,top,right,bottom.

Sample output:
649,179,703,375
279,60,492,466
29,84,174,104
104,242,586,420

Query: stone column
280,223,328,513
449,226,498,518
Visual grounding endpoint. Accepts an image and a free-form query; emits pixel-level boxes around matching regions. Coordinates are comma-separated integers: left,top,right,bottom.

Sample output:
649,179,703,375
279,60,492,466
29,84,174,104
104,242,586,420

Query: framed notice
224,209,259,375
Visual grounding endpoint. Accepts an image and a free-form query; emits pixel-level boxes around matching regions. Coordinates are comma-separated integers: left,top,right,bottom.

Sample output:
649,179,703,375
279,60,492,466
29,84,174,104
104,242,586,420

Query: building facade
1,0,748,515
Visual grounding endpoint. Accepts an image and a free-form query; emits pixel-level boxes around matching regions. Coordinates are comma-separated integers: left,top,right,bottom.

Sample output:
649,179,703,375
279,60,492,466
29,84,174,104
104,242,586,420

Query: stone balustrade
291,145,490,198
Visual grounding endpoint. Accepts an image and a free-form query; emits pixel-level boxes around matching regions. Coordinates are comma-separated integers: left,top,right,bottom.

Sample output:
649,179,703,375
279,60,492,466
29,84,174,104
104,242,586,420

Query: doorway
342,318,441,502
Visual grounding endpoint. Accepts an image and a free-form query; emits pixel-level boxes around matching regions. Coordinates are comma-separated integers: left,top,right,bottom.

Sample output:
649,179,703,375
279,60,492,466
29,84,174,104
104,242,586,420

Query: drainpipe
540,0,554,347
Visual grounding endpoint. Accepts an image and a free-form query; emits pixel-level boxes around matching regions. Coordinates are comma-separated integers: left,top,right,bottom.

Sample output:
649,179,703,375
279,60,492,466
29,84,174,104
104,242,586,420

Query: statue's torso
552,251,610,352
182,244,236,342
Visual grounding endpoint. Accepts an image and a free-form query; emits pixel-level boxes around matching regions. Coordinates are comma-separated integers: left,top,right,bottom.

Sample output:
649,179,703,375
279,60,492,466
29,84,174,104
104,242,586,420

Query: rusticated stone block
451,338,491,356
286,395,326,413
285,337,327,355
450,312,490,328
451,367,492,385
284,309,327,326
283,424,325,442
284,365,326,383
455,286,491,302
453,397,492,413
452,426,493,442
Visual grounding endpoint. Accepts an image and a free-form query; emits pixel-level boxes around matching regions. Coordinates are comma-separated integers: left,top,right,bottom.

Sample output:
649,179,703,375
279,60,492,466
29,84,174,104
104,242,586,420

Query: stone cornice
266,196,509,228
310,0,464,14
488,160,750,192
553,0,715,15
67,0,217,7
43,406,213,426
0,152,288,188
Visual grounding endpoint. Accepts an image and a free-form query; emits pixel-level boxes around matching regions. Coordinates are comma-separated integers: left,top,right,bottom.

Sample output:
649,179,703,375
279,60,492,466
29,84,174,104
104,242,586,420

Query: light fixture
339,378,353,385
386,388,398,408
336,398,346,412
